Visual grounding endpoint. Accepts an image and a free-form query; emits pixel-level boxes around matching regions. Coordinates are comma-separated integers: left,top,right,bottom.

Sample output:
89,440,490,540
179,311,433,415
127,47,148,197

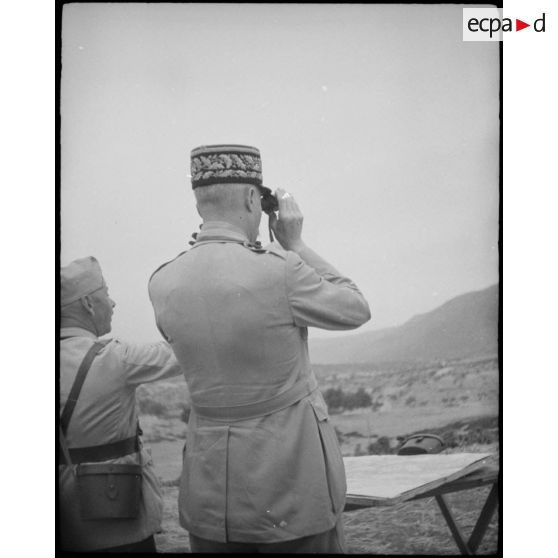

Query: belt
58,435,139,465
192,375,318,422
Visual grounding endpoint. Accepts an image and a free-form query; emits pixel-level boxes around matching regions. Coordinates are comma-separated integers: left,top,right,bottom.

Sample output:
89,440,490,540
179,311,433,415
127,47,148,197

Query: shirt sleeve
111,339,183,387
285,244,371,330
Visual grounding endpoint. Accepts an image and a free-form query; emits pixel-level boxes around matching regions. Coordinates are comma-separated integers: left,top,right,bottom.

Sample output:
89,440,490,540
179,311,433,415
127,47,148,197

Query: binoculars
261,193,279,214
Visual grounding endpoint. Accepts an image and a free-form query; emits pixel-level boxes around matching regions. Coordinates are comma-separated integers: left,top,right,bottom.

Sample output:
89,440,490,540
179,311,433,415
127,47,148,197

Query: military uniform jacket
59,327,182,551
148,221,371,543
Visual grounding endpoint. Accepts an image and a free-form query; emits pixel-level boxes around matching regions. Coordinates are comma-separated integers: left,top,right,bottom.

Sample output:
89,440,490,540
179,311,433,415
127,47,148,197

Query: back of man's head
61,257,105,307
195,182,252,220
190,144,267,241
60,257,114,335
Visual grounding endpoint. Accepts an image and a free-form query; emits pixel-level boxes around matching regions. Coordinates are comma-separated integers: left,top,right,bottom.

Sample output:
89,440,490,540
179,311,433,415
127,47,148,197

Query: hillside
309,284,499,364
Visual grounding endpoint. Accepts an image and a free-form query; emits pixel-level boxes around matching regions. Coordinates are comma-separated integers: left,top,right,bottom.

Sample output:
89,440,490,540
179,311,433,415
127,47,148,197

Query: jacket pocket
179,425,229,541
310,394,347,515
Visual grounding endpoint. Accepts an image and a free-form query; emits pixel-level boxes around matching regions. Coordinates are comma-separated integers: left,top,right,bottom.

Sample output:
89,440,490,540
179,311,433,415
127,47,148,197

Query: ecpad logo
463,8,546,41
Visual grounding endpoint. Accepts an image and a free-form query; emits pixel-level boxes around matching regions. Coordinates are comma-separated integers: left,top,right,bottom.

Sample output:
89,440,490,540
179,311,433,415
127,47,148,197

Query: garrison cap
190,144,272,196
61,256,106,307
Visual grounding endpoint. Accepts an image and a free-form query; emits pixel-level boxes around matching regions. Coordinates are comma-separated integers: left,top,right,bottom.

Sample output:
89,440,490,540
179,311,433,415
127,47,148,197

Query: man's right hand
269,188,306,252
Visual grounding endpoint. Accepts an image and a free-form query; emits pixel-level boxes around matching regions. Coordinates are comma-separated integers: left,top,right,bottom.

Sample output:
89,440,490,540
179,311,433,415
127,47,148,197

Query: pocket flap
310,394,329,422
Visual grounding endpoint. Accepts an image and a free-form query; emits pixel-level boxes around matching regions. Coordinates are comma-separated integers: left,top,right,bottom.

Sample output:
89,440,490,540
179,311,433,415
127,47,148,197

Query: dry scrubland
138,355,499,453
139,355,499,554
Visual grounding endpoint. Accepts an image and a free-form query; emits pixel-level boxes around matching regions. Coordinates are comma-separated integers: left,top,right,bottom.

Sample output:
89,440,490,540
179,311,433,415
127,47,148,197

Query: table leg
468,483,498,553
435,494,473,555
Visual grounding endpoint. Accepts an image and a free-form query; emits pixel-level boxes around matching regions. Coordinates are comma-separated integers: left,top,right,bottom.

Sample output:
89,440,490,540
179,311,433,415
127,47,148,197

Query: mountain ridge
308,284,499,364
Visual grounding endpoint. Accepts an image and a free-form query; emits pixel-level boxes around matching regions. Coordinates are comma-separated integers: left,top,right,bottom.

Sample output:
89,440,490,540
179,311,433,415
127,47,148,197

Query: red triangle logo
516,19,530,31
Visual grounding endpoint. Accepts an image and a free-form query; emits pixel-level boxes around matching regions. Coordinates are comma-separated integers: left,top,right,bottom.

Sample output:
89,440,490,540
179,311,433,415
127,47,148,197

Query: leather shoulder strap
60,339,110,436
59,424,74,468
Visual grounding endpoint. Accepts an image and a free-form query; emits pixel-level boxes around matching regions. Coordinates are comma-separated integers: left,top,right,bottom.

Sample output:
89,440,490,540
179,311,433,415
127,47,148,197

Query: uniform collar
60,326,98,340
196,221,251,244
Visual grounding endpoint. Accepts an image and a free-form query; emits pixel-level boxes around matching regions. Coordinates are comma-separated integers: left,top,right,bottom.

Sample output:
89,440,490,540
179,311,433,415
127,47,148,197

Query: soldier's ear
245,186,257,212
80,295,95,316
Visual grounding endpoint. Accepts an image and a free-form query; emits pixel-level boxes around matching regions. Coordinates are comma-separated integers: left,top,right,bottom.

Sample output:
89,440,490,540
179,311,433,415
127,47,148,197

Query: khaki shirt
59,327,182,551
149,222,371,543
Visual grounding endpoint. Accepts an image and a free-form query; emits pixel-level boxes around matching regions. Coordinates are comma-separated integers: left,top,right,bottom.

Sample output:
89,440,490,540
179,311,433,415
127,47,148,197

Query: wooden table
343,453,499,555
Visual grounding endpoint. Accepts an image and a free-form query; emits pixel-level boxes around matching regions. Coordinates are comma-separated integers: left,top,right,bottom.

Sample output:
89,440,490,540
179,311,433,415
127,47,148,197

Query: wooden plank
345,472,498,510
468,483,499,553
436,494,473,555
409,468,498,501
344,453,495,507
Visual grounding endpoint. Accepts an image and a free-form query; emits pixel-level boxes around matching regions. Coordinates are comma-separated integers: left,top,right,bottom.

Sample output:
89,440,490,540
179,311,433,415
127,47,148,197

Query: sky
60,3,499,342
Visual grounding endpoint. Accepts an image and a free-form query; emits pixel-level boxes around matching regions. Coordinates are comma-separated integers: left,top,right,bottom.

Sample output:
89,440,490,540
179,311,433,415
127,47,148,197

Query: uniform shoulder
148,250,188,285
96,337,120,352
256,241,288,260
